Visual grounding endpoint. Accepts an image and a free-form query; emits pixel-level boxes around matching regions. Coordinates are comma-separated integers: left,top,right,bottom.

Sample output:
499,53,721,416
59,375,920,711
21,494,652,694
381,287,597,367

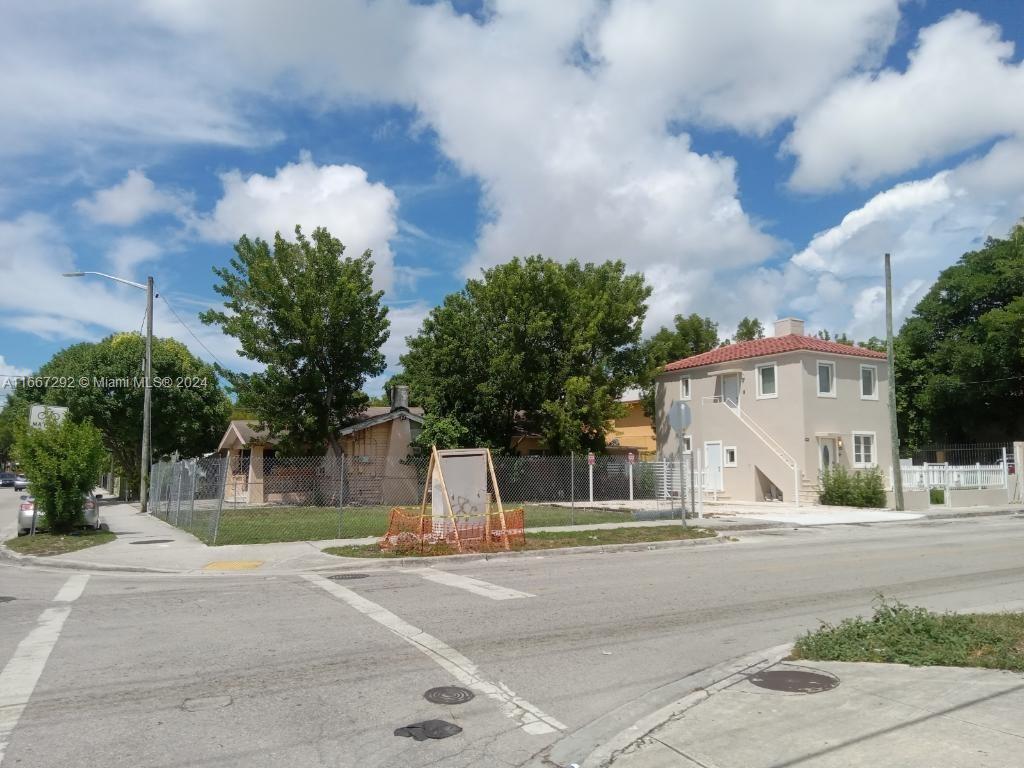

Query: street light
63,271,154,514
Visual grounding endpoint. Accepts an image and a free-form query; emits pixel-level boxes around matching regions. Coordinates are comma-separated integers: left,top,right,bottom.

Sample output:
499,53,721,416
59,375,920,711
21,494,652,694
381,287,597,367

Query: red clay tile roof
663,334,887,372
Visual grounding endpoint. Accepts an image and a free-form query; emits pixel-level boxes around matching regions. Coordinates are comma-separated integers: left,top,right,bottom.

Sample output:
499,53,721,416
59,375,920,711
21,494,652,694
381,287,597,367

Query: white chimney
774,317,805,337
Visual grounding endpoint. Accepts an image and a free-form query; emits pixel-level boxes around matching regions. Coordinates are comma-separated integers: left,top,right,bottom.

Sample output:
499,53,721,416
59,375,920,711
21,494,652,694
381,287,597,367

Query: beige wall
657,351,891,503
947,487,1011,508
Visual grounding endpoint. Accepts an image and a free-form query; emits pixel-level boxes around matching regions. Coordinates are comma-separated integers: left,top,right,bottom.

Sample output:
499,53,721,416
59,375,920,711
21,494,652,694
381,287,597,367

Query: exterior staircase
722,398,803,506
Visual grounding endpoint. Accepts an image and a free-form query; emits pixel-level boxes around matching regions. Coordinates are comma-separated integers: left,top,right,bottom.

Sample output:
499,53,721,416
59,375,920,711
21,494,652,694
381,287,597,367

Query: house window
860,365,878,400
679,377,691,400
817,361,836,397
724,446,738,467
756,363,778,399
682,435,692,453
853,432,876,468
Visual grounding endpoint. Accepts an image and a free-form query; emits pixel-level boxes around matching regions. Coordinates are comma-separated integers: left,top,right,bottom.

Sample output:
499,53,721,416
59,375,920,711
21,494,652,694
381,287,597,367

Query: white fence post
628,462,634,501
588,461,594,503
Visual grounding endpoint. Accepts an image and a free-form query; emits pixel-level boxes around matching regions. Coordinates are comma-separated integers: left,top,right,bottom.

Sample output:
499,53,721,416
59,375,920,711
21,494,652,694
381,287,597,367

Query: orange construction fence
379,507,526,554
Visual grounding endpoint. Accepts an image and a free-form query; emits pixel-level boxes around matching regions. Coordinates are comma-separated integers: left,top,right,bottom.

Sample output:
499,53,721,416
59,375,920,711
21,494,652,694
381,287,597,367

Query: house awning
710,368,744,376
814,431,842,439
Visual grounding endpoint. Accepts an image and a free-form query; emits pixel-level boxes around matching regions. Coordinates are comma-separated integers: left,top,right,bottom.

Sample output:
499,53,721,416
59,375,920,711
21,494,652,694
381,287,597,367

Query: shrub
819,465,886,508
14,416,106,532
929,488,945,505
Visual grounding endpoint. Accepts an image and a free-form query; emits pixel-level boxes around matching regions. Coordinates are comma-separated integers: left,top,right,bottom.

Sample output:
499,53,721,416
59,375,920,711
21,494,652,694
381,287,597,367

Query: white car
17,492,103,536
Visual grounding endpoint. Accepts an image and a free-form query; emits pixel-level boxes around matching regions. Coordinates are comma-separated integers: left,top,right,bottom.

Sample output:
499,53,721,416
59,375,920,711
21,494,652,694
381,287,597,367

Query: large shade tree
639,313,720,416
401,256,650,454
201,226,390,456
896,222,1024,448
4,333,231,492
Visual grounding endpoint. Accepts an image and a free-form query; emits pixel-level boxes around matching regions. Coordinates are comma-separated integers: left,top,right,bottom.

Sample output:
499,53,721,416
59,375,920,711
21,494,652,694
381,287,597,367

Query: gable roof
663,334,887,372
338,407,425,436
216,406,426,451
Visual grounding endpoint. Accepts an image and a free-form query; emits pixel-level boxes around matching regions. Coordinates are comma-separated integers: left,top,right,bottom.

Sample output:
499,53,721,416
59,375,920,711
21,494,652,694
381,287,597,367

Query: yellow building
606,387,656,459
509,388,656,458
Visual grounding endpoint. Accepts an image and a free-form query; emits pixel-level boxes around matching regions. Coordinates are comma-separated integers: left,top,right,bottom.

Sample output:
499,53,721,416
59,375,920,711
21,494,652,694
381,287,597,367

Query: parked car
0,472,15,488
17,492,103,536
12,475,29,491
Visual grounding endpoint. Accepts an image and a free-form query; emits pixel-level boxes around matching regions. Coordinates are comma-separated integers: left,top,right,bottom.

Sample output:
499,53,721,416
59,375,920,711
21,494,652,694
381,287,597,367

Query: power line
160,294,226,368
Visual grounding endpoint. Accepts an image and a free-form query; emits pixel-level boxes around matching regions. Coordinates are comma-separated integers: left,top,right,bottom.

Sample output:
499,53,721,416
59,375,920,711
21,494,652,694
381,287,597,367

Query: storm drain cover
424,686,475,705
394,720,463,741
328,573,370,580
0,596,14,604
748,669,839,694
130,539,174,545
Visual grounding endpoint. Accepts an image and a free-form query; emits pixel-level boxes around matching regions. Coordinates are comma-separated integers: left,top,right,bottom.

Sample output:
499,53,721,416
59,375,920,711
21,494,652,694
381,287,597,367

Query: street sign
587,452,595,466
627,452,635,464
29,404,68,429
668,401,691,432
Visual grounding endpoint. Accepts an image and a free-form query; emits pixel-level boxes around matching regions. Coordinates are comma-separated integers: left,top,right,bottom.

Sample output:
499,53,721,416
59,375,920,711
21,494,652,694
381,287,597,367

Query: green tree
401,256,649,453
5,334,230,493
201,226,390,456
639,314,719,416
412,414,469,453
896,222,1024,448
14,416,106,532
734,316,765,341
0,399,27,467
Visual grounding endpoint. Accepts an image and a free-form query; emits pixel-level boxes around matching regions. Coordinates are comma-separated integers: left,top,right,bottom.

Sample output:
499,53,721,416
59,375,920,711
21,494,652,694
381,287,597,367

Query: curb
0,543,180,574
539,643,793,768
315,530,732,569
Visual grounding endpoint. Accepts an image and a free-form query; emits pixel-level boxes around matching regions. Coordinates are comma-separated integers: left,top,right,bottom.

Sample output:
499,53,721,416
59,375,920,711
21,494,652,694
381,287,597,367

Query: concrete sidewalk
609,659,1024,768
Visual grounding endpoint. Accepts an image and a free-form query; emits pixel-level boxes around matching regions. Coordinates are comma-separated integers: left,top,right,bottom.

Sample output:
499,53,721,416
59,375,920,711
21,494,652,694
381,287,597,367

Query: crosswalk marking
303,574,564,735
403,567,535,600
0,575,90,765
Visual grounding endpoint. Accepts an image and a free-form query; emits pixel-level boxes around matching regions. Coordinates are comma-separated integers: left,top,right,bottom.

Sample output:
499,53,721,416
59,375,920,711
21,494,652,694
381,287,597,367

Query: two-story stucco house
655,318,890,505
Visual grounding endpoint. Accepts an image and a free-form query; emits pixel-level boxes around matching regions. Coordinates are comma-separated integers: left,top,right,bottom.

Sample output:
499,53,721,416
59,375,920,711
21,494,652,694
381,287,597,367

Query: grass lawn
5,529,116,557
211,503,637,545
323,524,716,558
792,599,1024,672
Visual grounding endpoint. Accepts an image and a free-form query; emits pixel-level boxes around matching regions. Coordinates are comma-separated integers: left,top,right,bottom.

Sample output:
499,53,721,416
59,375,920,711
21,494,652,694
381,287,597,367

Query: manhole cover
424,686,475,705
328,573,370,580
748,669,839,693
394,720,463,741
130,539,174,545
0,596,14,604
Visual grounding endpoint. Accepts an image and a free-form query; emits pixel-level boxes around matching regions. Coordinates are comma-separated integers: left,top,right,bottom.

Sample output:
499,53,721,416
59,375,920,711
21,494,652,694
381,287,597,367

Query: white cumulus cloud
783,139,1024,339
195,153,399,290
787,12,1024,191
75,170,190,226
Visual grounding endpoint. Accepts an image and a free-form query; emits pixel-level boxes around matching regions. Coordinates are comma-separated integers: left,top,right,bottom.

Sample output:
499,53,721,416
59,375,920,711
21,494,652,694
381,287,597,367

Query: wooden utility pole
885,253,905,510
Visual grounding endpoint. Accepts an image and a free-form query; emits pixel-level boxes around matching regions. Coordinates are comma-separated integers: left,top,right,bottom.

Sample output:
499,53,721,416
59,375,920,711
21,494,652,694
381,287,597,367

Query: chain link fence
150,452,699,546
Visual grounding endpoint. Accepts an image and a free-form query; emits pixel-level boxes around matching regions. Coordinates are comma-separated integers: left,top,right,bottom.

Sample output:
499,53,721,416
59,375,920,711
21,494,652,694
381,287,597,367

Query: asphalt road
1,489,1023,768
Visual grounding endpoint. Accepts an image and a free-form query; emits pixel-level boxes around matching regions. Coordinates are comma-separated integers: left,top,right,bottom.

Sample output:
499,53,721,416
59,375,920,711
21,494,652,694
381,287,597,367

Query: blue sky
2,0,1023,394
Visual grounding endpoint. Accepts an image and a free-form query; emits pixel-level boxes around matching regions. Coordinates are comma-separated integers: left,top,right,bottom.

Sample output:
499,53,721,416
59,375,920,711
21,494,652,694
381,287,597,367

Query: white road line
0,575,90,765
302,574,564,735
403,568,535,601
53,574,90,603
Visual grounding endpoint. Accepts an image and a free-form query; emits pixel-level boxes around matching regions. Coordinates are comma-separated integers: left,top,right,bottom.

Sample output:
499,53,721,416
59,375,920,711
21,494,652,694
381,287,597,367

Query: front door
705,441,724,491
722,374,740,409
818,438,836,473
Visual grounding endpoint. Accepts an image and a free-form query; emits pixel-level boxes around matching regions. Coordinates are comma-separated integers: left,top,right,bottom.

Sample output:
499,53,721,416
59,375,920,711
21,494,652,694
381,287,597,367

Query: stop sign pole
669,402,692,527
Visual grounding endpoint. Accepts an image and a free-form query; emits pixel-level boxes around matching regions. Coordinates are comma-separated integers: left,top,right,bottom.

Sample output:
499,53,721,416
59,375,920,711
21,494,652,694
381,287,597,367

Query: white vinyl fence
899,462,1008,491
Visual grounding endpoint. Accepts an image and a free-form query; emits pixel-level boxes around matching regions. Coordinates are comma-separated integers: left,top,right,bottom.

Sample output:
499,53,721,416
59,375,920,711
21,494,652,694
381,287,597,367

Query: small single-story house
217,386,424,505
656,318,892,504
